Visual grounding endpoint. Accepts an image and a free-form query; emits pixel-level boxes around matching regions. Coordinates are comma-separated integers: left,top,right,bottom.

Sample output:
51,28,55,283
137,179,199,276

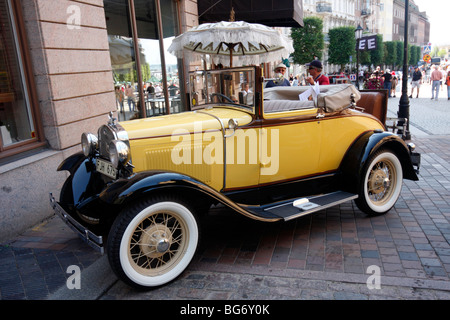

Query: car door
259,107,322,186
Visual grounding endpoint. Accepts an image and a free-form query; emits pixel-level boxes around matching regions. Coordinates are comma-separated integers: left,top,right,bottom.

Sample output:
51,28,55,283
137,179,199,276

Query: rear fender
340,131,418,193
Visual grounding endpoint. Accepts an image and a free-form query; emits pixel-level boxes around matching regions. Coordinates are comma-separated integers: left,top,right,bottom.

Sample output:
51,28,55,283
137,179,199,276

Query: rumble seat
263,84,361,113
357,90,388,124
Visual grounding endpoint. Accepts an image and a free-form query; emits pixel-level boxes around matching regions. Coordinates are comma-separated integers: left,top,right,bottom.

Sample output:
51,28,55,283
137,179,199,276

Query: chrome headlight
109,140,130,168
81,132,98,157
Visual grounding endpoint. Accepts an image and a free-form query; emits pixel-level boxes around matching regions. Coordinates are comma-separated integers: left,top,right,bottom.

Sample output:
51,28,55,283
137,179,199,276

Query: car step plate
264,191,358,221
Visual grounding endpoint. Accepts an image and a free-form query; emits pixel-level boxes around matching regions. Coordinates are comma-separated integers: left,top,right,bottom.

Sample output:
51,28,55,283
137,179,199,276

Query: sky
412,0,449,46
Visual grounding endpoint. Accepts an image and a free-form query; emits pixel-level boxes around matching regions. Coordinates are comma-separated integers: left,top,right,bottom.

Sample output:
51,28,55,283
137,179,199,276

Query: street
1,81,449,304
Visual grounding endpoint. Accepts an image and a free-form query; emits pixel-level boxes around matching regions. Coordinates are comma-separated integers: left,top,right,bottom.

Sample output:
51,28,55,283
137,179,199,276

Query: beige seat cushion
264,84,360,113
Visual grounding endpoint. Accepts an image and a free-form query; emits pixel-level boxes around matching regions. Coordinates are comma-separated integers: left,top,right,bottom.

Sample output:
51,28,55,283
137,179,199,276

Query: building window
104,0,185,122
0,0,43,162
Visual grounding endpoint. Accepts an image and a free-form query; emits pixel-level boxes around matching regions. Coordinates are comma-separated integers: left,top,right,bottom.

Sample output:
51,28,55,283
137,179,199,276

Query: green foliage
291,16,324,65
409,45,421,66
395,41,404,67
328,26,356,70
384,41,397,69
369,34,384,67
438,49,447,58
360,50,371,67
431,46,439,57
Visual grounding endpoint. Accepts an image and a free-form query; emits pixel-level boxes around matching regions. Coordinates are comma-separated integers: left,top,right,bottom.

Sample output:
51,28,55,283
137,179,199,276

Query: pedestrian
446,70,450,100
305,60,330,85
265,63,291,88
115,85,124,113
430,65,443,101
125,84,136,111
409,66,422,98
381,69,392,97
440,66,446,91
391,71,398,97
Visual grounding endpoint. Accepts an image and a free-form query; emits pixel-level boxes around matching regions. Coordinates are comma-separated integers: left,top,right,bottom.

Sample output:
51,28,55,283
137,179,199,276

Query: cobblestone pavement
387,81,450,136
1,84,449,302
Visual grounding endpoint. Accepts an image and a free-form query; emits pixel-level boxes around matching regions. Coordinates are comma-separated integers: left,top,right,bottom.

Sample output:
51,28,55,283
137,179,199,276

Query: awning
198,0,304,28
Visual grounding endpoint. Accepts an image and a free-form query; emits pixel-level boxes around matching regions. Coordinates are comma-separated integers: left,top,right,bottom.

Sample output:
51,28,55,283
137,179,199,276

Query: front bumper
50,193,104,254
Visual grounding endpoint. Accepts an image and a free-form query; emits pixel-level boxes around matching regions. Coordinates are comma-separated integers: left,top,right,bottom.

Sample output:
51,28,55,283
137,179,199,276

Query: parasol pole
229,43,233,68
229,7,235,68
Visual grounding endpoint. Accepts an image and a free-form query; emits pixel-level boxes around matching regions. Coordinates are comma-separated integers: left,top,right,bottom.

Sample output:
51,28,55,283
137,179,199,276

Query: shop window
104,0,185,122
0,0,43,162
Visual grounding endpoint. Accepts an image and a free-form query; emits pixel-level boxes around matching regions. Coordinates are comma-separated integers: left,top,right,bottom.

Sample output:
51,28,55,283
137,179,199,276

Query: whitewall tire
356,149,403,215
107,197,199,289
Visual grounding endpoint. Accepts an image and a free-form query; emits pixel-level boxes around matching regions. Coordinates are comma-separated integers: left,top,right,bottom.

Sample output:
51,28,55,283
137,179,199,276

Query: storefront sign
356,35,377,51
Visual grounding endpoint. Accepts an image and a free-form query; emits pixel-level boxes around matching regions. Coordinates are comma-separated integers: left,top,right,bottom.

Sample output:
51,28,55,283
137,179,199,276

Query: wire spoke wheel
366,159,396,206
356,149,403,215
108,198,199,289
128,211,188,276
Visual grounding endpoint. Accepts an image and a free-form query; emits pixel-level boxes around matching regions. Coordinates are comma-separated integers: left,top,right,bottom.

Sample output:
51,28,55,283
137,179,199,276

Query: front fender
339,130,419,193
98,171,280,222
58,152,106,206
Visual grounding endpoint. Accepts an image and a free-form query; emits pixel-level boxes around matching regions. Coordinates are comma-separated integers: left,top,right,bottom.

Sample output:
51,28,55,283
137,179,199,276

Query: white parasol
167,21,294,67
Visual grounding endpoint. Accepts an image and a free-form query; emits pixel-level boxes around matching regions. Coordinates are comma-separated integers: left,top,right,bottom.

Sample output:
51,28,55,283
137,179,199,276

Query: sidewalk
1,88,450,300
0,217,101,299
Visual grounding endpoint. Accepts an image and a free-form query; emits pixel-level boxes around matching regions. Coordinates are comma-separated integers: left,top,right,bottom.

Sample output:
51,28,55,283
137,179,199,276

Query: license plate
96,158,117,179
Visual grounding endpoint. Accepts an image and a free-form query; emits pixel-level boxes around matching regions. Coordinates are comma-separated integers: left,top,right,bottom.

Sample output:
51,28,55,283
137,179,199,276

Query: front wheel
355,149,403,215
107,196,199,289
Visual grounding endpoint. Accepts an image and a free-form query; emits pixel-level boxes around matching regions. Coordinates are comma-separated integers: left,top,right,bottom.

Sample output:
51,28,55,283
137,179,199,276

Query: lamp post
398,0,411,140
354,24,363,90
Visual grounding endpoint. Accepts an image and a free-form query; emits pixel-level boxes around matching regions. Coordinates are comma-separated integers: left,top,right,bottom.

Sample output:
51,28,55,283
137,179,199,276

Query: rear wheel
355,149,403,215
107,196,199,289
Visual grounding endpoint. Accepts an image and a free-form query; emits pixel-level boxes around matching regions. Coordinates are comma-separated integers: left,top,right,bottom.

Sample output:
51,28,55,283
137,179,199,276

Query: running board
263,191,358,221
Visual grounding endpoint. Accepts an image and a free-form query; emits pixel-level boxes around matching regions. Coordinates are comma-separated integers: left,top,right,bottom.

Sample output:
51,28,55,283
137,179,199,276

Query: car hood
120,107,254,140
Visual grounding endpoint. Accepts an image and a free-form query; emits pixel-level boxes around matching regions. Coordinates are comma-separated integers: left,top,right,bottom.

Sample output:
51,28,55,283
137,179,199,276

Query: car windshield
189,67,256,112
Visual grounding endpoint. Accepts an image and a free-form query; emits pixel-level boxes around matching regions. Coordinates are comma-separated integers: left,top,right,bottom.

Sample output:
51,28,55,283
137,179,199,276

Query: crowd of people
114,81,180,114
266,60,330,89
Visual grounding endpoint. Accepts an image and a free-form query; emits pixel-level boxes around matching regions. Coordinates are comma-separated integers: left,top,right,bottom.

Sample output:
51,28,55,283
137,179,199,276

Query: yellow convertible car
50,66,420,289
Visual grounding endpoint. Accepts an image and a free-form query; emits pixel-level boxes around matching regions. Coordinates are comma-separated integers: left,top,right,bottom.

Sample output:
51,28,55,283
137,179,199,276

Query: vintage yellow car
50,66,420,289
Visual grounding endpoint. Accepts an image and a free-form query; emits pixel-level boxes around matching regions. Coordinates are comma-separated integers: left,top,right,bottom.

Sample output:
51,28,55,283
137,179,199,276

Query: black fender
57,154,280,226
57,152,86,175
98,171,280,222
57,152,106,207
339,130,419,194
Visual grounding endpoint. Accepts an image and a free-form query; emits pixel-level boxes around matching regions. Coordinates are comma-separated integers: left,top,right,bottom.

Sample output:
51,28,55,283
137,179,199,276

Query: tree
409,45,420,66
384,41,397,69
291,17,324,65
369,34,384,68
431,46,439,57
328,26,356,71
395,41,404,69
438,49,447,58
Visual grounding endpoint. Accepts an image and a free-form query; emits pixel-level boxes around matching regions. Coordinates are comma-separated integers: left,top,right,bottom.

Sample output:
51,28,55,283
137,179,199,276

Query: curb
47,256,117,300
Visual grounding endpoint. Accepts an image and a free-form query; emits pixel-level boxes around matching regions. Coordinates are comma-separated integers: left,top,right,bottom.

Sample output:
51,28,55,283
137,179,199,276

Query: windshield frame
188,66,259,114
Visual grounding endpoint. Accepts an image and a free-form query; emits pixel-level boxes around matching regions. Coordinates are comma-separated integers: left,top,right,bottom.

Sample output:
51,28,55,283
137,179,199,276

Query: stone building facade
0,0,198,241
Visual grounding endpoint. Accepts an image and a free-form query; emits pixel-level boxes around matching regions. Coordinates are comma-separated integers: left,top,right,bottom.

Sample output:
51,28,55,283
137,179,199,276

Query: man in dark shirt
306,60,330,85
409,66,422,98
381,69,393,97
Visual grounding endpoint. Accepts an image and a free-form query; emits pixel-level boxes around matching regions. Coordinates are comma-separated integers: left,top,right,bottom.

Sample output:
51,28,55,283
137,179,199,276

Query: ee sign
356,35,377,51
